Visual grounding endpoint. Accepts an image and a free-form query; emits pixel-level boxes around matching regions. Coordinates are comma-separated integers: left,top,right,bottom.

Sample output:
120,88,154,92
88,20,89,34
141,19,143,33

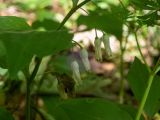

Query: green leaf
137,11,160,26
0,16,31,31
118,104,144,120
127,57,149,100
0,16,31,68
50,54,72,75
0,31,72,78
43,97,133,120
127,57,160,116
0,107,14,120
77,5,129,39
32,19,66,30
130,0,160,10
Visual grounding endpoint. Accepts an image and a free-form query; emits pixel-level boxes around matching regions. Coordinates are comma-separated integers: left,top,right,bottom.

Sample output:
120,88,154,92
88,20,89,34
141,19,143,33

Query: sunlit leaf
127,57,160,116
77,5,129,39
43,97,133,120
130,0,160,10
0,16,31,31
0,31,72,78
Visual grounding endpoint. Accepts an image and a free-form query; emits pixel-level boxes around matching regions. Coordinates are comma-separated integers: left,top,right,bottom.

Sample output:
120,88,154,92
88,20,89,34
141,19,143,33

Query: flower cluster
71,48,91,86
58,32,112,98
94,33,112,61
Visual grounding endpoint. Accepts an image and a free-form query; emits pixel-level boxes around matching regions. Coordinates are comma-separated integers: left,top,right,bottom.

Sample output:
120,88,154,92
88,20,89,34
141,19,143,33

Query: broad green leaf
77,5,129,39
130,0,160,10
127,57,149,100
50,54,72,75
137,11,160,26
129,0,160,27
0,107,14,120
78,12,123,39
43,97,133,120
32,19,59,30
32,19,66,30
0,16,31,68
0,16,31,31
127,57,160,116
118,105,144,120
0,31,72,78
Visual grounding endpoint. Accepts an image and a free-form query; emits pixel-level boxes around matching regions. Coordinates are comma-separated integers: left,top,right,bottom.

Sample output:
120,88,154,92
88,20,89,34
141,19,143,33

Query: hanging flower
94,37,102,61
71,61,81,85
80,48,91,71
102,34,112,57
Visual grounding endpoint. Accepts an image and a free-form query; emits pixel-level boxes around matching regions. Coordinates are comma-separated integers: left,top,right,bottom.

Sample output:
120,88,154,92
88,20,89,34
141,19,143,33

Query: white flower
94,37,102,61
80,48,90,71
102,34,112,57
71,61,81,85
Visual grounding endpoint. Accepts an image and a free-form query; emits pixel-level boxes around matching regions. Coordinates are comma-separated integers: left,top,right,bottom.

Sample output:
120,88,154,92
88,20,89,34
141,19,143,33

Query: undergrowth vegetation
0,0,160,120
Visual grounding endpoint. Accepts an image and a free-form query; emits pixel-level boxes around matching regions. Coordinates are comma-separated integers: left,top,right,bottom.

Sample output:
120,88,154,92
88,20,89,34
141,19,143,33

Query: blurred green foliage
0,0,159,120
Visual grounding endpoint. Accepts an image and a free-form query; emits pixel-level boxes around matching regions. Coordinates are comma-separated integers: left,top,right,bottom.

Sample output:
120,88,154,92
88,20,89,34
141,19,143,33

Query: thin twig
134,31,151,72
26,57,42,120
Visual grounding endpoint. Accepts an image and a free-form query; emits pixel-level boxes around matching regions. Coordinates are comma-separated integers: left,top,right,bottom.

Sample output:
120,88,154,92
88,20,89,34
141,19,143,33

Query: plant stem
26,58,42,120
119,52,124,103
25,0,91,120
57,0,91,30
119,33,129,104
119,39,125,104
152,57,160,74
73,40,83,48
134,32,151,72
135,57,160,120
135,74,154,120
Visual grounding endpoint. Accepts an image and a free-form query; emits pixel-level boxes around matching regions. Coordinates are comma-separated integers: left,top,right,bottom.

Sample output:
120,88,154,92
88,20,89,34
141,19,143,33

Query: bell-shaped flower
94,37,102,61
71,61,82,85
102,34,112,57
80,48,91,71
